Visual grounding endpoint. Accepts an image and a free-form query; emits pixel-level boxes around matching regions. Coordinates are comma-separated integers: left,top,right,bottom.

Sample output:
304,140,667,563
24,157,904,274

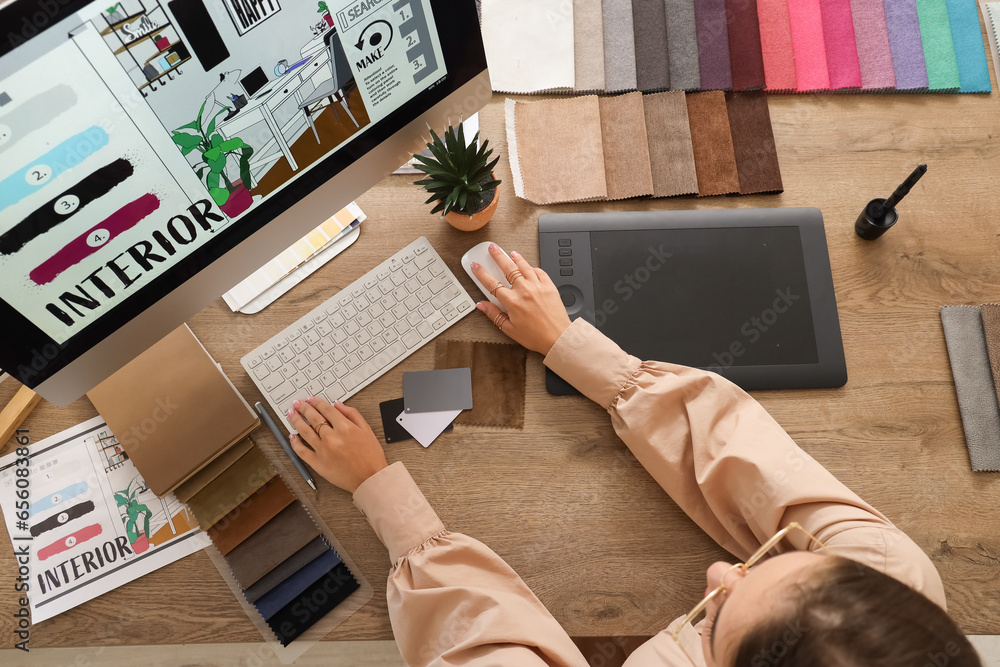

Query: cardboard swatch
173,438,254,503
726,0,767,90
788,0,832,91
725,91,783,194
380,397,452,443
694,0,734,90
757,0,798,90
267,562,359,647
604,0,639,92
574,0,606,91
916,0,962,91
820,0,863,89
850,0,898,90
224,502,321,588
186,444,276,530
243,536,330,603
642,91,700,197
665,0,702,90
944,0,992,92
435,340,528,429
884,0,930,90
686,91,741,196
254,548,343,620
598,92,655,200
207,476,296,556
480,0,575,93
632,0,671,92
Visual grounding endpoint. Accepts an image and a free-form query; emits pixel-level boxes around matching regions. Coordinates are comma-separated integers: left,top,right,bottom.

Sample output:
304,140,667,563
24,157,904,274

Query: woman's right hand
470,244,572,356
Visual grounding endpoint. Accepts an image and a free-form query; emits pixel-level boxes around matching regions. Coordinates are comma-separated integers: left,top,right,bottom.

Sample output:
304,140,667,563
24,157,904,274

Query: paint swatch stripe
0,85,78,156
38,523,102,561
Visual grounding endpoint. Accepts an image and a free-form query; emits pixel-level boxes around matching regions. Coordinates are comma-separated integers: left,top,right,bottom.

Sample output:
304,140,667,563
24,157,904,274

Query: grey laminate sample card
403,368,473,413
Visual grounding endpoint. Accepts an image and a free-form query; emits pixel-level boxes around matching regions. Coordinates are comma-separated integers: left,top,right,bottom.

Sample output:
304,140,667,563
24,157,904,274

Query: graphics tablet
538,208,847,394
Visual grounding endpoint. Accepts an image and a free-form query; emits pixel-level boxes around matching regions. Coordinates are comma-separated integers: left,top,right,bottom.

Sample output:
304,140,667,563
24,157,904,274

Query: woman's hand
470,244,572,355
287,397,388,494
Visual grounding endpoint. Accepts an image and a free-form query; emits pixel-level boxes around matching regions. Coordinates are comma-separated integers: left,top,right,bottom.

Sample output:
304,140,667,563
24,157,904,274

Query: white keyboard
241,237,476,431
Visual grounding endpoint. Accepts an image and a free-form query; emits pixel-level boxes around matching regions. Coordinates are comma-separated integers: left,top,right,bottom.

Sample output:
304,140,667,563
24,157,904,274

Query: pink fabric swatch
756,0,797,90
819,0,862,89
787,0,831,91
849,0,896,89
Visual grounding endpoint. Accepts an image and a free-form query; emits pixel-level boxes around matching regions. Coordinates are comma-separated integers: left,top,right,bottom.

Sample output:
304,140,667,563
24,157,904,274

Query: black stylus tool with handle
855,164,927,240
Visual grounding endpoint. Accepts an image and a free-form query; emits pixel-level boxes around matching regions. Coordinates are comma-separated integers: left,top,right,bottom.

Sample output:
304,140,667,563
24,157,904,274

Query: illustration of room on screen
77,0,372,219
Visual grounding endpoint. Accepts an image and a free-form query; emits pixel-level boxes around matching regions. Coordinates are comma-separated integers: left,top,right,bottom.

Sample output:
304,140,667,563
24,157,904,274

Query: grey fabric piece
604,0,639,92
664,0,701,90
940,306,1000,472
632,0,670,91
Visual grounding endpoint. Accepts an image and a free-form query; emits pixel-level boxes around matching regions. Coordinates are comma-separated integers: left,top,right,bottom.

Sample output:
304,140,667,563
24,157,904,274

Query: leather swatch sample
820,0,863,90
207,476,296,556
574,0,606,91
940,306,1000,472
598,92,655,200
243,535,331,603
267,562,359,647
632,0,670,92
435,339,527,429
642,91,699,197
185,444,276,530
787,0,831,91
173,437,254,503
915,0,961,91
725,0,766,90
224,502,321,588
665,0,701,90
725,91,783,194
254,548,343,620
757,0,798,90
850,0,897,90
686,91,740,196
978,304,1000,408
603,0,639,92
693,0,733,90
883,0,930,90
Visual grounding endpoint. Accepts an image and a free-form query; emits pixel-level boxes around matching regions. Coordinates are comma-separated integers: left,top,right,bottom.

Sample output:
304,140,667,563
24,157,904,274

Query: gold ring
489,281,504,296
505,269,523,286
315,421,332,433
493,312,509,330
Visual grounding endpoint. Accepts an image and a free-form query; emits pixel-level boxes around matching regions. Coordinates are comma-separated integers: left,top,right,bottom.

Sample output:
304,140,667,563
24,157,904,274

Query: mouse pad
380,398,452,443
402,368,473,413
435,340,527,428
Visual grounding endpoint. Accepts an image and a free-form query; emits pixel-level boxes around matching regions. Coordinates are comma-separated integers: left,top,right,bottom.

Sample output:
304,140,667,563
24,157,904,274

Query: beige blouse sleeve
543,319,946,608
353,461,588,667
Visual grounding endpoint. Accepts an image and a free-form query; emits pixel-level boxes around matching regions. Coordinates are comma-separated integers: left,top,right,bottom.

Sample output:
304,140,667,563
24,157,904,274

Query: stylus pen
255,402,317,491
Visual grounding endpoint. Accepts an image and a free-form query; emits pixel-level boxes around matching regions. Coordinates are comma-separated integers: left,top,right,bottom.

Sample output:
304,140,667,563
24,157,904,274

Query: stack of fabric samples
940,305,1000,472
174,440,360,645
482,0,991,94
506,90,781,204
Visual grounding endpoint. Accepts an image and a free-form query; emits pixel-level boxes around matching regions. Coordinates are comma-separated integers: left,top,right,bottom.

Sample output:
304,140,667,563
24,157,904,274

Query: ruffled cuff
543,319,642,409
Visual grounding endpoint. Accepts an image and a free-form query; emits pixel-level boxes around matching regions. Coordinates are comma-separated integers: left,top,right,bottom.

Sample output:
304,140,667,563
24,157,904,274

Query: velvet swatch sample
207,476,296,556
574,0,606,91
643,91,700,197
254,548,343,620
186,444,275,530
756,0,798,90
598,93,655,199
224,502,321,588
665,0,702,90
243,536,331,603
725,91,782,194
787,0,831,91
267,562,359,647
480,0,575,93
686,91,740,196
694,0,733,90
884,0,930,90
173,437,255,503
850,0,897,90
820,0,863,89
944,0,992,92
915,0,961,90
604,0,639,92
726,0,766,90
434,340,527,428
979,304,1000,407
632,0,671,92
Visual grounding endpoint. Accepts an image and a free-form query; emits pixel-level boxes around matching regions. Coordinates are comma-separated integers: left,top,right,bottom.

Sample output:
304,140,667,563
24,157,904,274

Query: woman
288,244,981,666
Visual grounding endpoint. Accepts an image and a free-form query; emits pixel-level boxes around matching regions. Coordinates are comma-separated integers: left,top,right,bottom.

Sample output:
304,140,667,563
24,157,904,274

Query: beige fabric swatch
598,92,655,200
979,303,1000,407
574,0,606,91
685,91,741,196
643,91,700,197
513,96,608,204
481,0,575,93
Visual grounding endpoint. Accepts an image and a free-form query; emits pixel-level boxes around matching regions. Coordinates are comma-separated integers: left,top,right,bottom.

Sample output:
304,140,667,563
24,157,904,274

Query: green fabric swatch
915,0,962,90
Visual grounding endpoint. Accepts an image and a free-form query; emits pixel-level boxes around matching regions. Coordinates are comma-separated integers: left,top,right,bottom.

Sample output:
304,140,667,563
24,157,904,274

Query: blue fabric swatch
254,548,342,621
945,0,992,92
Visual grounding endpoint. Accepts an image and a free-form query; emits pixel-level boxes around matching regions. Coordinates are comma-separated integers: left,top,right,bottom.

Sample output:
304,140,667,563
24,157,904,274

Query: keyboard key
317,321,333,337
416,254,434,269
294,356,310,371
333,363,348,377
356,330,372,344
351,285,364,297
380,282,394,295
432,285,461,310
394,320,411,336
379,295,395,311
391,272,406,286
406,311,422,327
341,341,408,390
325,383,346,402
430,263,444,276
275,339,290,351
328,312,345,328
271,381,296,402
305,330,321,346
341,304,358,319
319,338,337,353
261,347,276,360
292,339,308,354
370,320,385,336
402,251,414,263
279,363,296,378
357,312,373,327
370,303,385,318
402,329,422,348
457,301,472,312
403,264,418,278
306,348,323,362
354,294,369,309
248,356,263,369
364,277,377,289
262,373,285,392
312,313,325,324
432,318,445,330
288,329,302,340
419,303,434,318
404,295,419,310
414,244,428,255
416,322,433,337
383,329,398,343
307,381,325,397
371,337,386,352
377,269,390,280
428,277,450,294
279,348,295,363
379,312,396,328
445,309,459,320
318,355,335,371
290,372,309,388
306,365,323,380
332,347,347,361
254,366,269,380
343,338,359,353
358,345,374,361
392,286,408,302
266,357,282,372
406,280,421,294
417,270,434,285
345,353,361,370
344,321,360,335
391,304,408,320
417,286,433,302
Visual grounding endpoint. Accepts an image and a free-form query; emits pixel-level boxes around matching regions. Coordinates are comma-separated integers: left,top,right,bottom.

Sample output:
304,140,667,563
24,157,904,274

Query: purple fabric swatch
849,0,897,89
883,0,929,89
694,0,733,90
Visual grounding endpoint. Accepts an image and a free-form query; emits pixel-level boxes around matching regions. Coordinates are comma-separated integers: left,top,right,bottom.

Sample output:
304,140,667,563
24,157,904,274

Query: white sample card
397,409,461,448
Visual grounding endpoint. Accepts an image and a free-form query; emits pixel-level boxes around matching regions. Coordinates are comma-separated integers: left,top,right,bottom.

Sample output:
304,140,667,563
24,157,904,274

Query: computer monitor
0,0,490,405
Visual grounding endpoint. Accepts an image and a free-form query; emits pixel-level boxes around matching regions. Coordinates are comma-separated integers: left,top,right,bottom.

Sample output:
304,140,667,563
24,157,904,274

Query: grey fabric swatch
665,0,702,90
632,0,671,91
940,306,1000,472
604,0,639,92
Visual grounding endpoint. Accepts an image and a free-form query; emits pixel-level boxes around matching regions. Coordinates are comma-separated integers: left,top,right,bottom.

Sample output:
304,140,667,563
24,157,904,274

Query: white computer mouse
461,241,512,309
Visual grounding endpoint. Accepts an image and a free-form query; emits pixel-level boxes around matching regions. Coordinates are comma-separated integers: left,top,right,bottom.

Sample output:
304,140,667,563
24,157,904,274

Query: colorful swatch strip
481,0,992,94
506,91,782,205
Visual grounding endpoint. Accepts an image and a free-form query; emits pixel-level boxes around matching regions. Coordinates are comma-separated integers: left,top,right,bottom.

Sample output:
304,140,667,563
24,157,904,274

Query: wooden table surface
3,82,1000,647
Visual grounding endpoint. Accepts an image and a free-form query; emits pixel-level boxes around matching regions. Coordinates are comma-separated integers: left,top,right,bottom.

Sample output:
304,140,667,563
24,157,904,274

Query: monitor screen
0,0,487,398
239,66,268,97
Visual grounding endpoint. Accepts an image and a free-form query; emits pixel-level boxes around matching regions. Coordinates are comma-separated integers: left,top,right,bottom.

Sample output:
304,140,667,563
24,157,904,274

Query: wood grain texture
3,69,1000,648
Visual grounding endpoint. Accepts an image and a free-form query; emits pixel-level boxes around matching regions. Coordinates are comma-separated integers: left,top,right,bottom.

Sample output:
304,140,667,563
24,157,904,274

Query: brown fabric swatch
435,340,527,429
642,91,700,197
725,91,783,194
207,476,297,556
979,304,1000,407
725,0,767,90
242,536,330,603
598,92,655,200
685,91,740,196
632,0,671,92
173,438,255,503
224,502,321,589
574,0,606,91
186,445,276,530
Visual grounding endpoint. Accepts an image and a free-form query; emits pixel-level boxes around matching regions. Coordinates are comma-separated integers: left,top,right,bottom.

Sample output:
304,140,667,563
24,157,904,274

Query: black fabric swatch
266,561,359,646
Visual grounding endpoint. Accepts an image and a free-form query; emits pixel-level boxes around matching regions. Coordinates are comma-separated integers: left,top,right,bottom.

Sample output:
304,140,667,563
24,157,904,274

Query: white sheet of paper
397,409,461,448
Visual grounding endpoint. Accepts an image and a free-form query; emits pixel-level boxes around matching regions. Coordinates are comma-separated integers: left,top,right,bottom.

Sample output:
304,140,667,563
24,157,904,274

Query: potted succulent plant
413,124,501,232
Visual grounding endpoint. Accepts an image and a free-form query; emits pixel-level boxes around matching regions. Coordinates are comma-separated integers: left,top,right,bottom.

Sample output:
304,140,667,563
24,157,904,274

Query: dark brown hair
732,556,981,667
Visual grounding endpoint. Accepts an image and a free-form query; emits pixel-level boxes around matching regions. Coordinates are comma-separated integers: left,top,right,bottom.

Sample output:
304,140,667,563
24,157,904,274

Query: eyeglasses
669,522,832,666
